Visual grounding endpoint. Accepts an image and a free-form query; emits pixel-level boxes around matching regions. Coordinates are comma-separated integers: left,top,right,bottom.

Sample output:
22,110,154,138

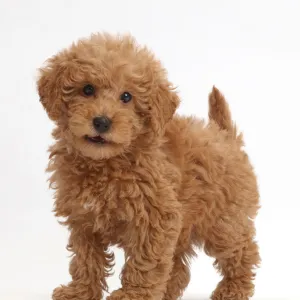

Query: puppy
37,33,260,300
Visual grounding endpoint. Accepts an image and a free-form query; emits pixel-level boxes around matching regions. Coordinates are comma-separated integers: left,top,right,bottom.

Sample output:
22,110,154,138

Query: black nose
93,116,112,133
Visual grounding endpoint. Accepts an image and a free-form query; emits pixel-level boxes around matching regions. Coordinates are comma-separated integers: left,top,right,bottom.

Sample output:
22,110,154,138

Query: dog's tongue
92,135,105,142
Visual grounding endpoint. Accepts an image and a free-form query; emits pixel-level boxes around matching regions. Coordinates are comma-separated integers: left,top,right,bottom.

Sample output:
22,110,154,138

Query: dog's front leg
108,201,182,300
52,226,114,300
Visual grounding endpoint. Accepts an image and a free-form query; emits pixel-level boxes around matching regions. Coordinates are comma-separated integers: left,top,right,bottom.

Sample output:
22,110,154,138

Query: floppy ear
150,82,180,135
37,62,64,122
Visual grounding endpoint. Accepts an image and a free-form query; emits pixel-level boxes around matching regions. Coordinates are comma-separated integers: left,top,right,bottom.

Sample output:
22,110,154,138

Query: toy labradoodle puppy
37,33,260,300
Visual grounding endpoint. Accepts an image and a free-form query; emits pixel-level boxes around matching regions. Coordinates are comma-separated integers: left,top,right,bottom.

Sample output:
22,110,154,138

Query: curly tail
209,86,239,139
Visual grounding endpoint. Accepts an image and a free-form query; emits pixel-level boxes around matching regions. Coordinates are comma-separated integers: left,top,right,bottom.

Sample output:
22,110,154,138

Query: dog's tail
209,86,238,139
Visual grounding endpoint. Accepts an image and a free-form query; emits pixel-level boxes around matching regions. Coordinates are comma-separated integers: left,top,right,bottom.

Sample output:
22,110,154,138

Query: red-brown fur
37,33,260,300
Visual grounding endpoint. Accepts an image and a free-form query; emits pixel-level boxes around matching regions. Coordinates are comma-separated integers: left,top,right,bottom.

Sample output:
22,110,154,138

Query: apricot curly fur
37,33,260,300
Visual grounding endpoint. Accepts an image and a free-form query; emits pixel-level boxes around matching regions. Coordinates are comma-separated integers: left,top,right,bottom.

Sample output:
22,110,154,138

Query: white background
0,0,299,299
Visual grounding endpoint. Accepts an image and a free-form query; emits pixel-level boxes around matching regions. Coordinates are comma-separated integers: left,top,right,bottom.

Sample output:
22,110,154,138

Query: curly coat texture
37,33,260,300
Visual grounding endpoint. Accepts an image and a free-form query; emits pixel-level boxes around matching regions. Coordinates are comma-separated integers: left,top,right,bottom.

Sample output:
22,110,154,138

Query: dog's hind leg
204,212,260,300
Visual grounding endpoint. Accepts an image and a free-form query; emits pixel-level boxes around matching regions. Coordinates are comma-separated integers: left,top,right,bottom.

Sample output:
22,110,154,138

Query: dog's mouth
85,135,109,144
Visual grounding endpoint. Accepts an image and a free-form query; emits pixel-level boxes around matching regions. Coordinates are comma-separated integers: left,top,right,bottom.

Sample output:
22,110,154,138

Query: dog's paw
106,289,130,300
211,279,252,300
107,288,152,300
52,284,102,300
52,285,75,300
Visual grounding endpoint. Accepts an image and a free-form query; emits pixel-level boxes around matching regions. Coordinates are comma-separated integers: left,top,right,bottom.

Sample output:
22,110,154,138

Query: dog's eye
83,84,95,97
120,92,132,103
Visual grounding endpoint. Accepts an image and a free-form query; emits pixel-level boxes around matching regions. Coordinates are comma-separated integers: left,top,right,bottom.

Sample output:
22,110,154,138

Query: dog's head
37,33,179,160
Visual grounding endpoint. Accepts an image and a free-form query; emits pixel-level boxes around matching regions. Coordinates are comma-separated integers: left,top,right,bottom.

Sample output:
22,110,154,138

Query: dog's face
37,34,179,160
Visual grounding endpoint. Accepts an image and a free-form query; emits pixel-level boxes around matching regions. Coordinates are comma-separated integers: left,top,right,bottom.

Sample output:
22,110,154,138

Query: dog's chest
54,153,179,241
73,165,154,232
